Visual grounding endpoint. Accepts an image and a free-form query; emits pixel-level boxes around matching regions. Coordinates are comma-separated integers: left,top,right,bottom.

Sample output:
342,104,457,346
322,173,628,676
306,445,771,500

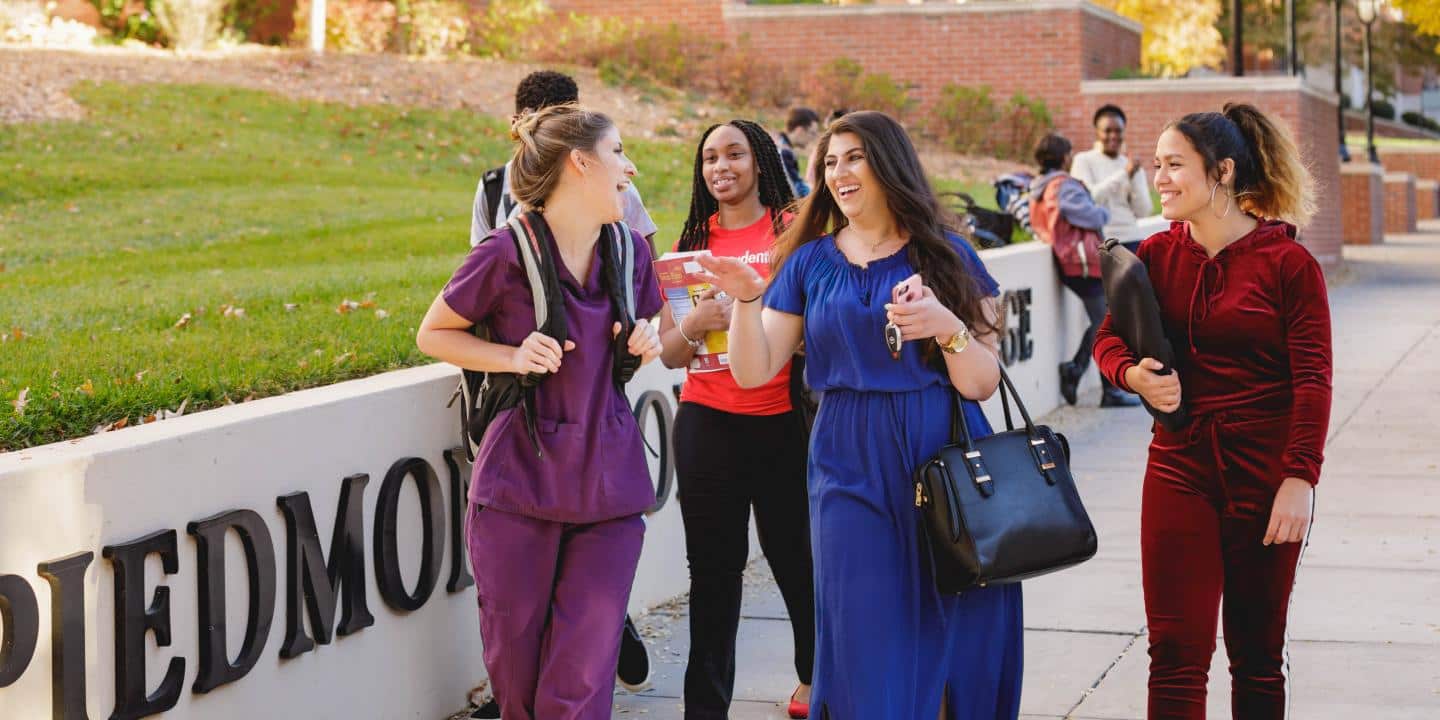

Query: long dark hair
677,120,794,252
773,110,998,341
1166,102,1315,225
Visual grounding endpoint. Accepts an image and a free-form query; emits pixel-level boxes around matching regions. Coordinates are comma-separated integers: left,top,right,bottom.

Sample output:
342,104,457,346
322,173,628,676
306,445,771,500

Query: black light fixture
1337,0,1350,161
1357,0,1382,164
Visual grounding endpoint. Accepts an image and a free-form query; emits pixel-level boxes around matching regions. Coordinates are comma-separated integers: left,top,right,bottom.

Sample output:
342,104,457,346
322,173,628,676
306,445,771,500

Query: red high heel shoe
787,686,810,719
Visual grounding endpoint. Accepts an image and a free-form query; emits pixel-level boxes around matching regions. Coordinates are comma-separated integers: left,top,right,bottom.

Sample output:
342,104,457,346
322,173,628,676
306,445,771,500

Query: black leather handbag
915,367,1098,594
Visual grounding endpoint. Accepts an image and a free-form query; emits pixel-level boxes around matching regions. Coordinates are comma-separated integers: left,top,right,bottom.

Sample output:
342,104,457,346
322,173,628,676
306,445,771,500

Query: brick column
1417,180,1439,220
1383,173,1418,234
1341,163,1385,245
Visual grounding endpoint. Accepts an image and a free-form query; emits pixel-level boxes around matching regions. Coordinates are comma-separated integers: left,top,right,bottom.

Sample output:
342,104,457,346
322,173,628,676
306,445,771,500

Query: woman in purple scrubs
416,104,664,720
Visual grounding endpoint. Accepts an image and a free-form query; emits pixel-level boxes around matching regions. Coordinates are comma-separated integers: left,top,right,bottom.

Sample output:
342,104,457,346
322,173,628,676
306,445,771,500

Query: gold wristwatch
938,326,971,354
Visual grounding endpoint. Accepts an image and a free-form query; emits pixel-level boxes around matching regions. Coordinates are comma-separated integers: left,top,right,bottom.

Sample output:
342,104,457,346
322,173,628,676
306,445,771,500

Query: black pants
1060,275,1118,391
674,402,816,720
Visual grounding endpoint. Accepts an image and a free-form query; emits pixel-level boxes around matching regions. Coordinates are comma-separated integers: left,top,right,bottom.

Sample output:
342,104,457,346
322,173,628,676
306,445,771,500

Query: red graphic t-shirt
677,211,793,416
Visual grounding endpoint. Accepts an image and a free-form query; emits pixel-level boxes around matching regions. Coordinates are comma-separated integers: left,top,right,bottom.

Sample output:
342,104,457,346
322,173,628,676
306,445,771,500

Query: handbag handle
950,364,1037,450
949,363,1063,496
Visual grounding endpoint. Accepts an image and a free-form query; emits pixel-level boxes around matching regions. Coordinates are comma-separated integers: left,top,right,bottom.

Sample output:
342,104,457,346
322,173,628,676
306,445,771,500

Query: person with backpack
471,70,659,247
1071,104,1155,251
656,120,815,719
462,69,657,719
1029,133,1141,409
417,103,664,720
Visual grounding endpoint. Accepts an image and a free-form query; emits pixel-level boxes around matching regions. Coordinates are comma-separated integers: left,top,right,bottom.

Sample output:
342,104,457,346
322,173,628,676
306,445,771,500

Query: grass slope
0,82,985,450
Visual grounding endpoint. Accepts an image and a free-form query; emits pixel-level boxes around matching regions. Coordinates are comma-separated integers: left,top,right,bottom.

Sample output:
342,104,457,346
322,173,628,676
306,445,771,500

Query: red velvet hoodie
1094,220,1332,485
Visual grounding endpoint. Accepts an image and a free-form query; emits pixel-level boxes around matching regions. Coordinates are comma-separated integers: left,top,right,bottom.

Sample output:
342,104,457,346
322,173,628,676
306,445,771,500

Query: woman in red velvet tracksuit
1093,103,1331,720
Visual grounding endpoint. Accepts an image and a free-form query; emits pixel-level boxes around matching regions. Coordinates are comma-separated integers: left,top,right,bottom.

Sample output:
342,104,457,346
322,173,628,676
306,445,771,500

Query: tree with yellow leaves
1096,0,1226,77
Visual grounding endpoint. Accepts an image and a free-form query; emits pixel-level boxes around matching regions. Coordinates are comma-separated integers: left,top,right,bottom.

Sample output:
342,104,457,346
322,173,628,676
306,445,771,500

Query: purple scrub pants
465,502,645,720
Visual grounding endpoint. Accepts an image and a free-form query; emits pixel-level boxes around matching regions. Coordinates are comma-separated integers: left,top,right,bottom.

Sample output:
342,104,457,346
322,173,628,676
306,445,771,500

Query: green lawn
0,83,986,451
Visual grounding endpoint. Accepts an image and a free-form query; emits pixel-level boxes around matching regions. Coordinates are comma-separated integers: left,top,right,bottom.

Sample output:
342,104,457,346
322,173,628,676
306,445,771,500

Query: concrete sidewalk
609,221,1440,719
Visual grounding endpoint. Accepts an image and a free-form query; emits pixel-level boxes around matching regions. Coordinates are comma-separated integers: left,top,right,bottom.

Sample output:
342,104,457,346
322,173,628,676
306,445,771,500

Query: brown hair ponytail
1167,102,1316,226
507,103,614,212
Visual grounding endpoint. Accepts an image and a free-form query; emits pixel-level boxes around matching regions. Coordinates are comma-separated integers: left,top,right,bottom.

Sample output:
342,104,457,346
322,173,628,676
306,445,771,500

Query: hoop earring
1208,181,1233,220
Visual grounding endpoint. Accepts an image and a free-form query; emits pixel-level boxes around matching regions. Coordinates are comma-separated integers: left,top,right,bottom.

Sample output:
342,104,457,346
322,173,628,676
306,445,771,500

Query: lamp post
1336,0,1350,161
1357,0,1382,164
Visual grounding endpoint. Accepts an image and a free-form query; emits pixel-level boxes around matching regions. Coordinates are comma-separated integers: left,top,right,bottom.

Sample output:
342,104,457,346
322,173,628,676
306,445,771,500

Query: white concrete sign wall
0,241,1095,719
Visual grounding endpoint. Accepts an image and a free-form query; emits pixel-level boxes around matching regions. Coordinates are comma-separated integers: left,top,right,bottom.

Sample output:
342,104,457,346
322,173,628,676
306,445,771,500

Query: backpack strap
601,221,642,386
481,166,505,230
506,211,569,364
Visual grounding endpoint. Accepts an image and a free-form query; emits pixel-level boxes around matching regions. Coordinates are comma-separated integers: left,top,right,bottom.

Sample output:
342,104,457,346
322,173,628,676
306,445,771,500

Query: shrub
154,0,226,50
1401,111,1440,134
930,85,1052,162
406,0,469,56
997,92,1051,162
930,84,1000,156
292,0,395,52
91,0,164,44
468,0,552,59
805,57,914,119
1371,98,1395,120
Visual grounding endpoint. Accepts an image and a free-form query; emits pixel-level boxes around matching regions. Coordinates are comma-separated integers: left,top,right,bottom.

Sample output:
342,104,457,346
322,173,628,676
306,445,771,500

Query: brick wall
1341,164,1385,245
1080,77,1343,269
1377,148,1440,184
546,0,726,33
723,1,1140,135
1417,180,1439,221
1383,173,1418,234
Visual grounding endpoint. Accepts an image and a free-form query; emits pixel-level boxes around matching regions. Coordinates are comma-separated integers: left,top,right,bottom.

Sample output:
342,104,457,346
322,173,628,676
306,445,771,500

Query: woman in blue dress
698,111,1023,719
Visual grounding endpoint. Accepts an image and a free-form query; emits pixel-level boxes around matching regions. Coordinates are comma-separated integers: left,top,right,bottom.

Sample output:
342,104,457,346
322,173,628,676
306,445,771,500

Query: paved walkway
605,221,1440,719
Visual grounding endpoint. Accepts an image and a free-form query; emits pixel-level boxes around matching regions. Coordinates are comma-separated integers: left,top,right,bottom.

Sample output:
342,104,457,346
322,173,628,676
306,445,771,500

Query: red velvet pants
1141,411,1311,719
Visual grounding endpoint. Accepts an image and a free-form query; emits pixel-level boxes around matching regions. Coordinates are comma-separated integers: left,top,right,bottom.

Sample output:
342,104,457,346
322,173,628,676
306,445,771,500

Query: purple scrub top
443,224,664,523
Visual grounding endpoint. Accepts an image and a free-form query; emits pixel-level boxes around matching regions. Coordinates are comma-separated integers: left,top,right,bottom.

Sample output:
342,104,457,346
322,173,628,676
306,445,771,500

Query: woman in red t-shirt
657,120,815,720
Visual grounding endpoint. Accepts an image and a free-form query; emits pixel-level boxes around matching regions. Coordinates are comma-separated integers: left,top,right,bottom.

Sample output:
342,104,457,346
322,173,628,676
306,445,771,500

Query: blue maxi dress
764,234,1024,719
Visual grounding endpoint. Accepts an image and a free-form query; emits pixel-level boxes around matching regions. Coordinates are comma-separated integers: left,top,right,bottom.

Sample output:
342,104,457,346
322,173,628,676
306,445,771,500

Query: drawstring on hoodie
1186,258,1226,355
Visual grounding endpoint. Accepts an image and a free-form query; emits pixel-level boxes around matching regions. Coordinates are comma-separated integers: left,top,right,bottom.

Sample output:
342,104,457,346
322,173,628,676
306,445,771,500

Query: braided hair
677,120,795,252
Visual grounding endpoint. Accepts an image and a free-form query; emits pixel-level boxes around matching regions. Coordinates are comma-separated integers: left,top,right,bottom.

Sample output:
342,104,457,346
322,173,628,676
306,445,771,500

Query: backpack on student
480,165,517,232
451,210,641,462
994,172,1034,233
1029,173,1103,279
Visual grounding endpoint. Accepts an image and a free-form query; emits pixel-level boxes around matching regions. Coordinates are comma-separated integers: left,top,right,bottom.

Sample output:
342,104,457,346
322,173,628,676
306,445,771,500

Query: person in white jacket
1070,104,1154,250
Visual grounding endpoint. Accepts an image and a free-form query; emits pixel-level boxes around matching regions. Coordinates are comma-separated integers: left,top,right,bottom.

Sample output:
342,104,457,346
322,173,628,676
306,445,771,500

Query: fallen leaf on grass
9,327,24,341
77,379,94,396
66,203,79,213
174,313,192,329
11,387,28,416
93,417,130,434
158,398,188,420
222,304,246,319
374,309,389,320
121,247,139,254
284,303,298,312
336,299,360,314
333,351,355,366
359,300,377,309
134,369,149,382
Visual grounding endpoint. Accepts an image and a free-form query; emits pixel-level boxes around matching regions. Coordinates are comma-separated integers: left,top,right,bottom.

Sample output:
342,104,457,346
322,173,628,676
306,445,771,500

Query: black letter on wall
102,530,185,720
632,389,676,514
37,552,93,720
187,509,277,693
0,574,40,688
276,474,373,658
442,448,474,593
373,457,444,612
